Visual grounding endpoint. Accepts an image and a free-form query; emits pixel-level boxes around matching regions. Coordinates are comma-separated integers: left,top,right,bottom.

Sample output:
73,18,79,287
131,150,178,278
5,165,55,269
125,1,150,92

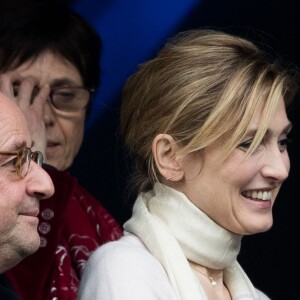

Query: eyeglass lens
51,87,90,112
19,148,44,178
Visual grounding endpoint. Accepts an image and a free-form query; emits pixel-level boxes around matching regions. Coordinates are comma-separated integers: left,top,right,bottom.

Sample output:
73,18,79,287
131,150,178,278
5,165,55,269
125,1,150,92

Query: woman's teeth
243,190,272,201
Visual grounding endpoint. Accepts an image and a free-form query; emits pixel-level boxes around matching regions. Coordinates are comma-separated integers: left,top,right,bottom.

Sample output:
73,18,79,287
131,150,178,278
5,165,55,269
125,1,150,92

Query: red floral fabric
6,167,123,300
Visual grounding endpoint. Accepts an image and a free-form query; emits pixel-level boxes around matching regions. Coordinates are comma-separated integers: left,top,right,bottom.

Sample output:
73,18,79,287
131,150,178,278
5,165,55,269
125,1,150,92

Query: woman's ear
152,134,184,182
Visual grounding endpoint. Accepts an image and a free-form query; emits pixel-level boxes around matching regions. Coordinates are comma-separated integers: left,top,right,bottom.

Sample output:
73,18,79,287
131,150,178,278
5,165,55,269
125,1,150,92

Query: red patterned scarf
6,167,123,300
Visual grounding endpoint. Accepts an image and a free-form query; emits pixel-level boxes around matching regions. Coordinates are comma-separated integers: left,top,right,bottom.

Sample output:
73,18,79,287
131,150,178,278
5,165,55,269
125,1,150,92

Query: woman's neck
148,183,242,269
189,260,231,300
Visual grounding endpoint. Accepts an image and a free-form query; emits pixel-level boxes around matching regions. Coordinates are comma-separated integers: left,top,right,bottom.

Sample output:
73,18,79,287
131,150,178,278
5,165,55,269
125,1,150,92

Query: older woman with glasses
0,1,122,300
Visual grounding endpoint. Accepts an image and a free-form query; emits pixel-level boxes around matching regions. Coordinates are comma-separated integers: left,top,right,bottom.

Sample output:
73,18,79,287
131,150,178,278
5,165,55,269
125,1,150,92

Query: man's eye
7,157,18,168
1,157,18,173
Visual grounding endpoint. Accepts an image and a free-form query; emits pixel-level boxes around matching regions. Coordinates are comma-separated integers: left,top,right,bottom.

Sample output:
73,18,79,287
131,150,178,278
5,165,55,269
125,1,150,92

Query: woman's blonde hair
120,29,298,194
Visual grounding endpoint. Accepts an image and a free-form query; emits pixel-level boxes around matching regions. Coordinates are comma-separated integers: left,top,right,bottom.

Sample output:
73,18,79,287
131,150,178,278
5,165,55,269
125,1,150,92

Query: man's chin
19,238,40,257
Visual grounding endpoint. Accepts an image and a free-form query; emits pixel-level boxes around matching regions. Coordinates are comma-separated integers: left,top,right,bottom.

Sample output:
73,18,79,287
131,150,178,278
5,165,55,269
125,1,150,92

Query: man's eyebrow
9,141,27,152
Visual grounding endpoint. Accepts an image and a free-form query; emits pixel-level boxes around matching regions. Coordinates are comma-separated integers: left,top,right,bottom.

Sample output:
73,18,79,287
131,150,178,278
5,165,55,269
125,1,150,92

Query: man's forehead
0,93,29,150
0,92,18,112
0,128,27,151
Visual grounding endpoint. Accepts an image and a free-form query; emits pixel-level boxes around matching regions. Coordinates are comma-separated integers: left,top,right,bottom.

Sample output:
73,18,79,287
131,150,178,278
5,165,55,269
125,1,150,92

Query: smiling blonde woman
79,29,298,300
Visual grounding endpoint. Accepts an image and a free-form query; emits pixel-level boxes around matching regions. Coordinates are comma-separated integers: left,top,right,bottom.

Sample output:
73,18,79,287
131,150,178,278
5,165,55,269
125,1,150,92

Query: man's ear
152,134,184,182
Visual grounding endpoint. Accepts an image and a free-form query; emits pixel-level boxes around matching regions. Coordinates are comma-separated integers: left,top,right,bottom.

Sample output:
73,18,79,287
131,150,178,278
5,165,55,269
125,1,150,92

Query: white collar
148,183,241,269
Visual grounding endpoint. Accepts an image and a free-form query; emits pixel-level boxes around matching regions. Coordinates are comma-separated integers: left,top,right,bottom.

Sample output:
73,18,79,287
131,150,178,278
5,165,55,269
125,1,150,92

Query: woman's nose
261,148,290,183
44,101,56,127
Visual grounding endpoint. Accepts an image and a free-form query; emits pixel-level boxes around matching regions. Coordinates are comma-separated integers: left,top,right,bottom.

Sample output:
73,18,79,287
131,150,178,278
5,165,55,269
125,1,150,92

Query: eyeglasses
0,147,44,178
49,86,95,112
13,83,95,113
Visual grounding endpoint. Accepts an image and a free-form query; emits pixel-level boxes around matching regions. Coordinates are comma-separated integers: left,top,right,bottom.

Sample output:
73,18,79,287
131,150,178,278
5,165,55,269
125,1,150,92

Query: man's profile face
0,93,54,273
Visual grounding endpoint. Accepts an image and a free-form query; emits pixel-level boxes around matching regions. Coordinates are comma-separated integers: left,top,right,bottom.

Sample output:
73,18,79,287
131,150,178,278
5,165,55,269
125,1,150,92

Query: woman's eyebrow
51,78,81,88
267,122,293,135
243,122,292,138
283,122,293,134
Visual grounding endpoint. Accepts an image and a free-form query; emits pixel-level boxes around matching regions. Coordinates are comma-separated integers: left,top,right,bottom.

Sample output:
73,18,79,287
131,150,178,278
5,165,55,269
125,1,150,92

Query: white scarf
124,183,261,300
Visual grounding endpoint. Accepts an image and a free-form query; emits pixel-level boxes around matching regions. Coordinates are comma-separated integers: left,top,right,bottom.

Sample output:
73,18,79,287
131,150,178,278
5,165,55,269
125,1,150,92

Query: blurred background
69,1,300,299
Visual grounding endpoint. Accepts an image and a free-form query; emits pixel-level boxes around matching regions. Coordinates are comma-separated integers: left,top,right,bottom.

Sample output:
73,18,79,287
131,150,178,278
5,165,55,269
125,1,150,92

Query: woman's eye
13,83,20,97
238,139,253,151
279,138,292,151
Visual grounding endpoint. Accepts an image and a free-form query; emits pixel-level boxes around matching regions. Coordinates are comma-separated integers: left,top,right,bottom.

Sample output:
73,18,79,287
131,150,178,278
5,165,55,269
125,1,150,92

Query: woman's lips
46,141,61,157
47,141,60,147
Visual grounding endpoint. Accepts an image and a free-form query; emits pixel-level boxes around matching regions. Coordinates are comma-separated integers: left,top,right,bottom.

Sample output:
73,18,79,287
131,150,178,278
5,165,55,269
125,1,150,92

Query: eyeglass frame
0,147,44,178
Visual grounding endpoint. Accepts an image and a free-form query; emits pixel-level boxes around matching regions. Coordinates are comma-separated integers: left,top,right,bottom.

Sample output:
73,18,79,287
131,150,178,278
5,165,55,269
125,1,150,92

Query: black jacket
0,274,20,300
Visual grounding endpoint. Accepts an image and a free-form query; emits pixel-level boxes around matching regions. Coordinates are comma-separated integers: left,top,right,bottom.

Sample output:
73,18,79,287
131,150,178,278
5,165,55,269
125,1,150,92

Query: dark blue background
69,1,300,299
